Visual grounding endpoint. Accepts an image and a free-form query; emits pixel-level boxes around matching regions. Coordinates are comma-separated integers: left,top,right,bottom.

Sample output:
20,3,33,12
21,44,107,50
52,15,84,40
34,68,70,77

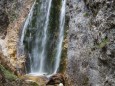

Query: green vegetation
30,82,39,86
83,12,89,17
99,39,108,48
96,38,109,48
0,64,17,81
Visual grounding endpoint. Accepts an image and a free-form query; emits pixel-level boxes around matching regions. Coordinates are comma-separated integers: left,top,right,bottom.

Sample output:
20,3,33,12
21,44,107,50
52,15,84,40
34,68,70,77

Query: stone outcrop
67,0,115,86
22,74,48,86
0,0,9,39
0,64,39,86
46,73,65,86
0,0,33,74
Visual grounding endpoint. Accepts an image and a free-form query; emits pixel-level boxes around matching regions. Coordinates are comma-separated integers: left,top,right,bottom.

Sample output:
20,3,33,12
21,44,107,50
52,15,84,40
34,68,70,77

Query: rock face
67,0,115,86
0,64,39,86
46,73,65,86
0,0,9,39
0,0,33,74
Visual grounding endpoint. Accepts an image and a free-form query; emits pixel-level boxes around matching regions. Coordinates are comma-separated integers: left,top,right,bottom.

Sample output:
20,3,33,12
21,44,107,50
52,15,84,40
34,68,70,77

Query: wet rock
22,74,48,86
46,73,65,86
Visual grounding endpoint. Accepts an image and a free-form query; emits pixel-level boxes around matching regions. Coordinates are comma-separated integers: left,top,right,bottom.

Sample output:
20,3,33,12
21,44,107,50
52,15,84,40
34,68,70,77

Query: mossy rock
0,64,17,81
96,38,109,48
83,12,89,17
30,82,39,86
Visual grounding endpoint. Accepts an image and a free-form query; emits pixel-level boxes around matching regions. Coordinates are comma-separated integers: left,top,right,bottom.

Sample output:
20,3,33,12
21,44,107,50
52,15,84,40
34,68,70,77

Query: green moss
96,38,109,48
0,64,17,81
83,12,89,17
30,82,39,86
99,39,108,48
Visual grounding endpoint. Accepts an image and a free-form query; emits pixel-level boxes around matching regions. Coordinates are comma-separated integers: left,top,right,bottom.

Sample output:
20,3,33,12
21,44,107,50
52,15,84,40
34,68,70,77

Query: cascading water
19,0,66,75
54,0,66,74
18,2,35,56
39,0,52,73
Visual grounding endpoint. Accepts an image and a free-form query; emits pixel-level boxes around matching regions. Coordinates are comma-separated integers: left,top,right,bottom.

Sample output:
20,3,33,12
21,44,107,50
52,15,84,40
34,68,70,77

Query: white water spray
20,2,35,46
54,0,66,73
20,0,66,75
39,0,52,73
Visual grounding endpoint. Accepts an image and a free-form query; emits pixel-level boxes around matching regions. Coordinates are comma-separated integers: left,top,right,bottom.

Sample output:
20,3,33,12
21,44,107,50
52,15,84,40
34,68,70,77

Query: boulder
46,73,65,86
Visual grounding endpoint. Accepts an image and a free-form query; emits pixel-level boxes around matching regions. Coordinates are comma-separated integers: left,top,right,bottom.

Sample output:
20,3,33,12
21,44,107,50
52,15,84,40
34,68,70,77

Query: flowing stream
20,0,66,75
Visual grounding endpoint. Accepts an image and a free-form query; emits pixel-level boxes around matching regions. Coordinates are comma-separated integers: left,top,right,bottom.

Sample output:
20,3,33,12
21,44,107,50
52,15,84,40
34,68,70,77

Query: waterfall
20,0,66,75
20,2,35,46
54,0,66,74
39,0,52,73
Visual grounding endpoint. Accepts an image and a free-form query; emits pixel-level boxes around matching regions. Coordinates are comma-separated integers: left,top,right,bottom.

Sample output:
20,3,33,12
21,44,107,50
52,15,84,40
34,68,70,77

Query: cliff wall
0,0,33,73
67,0,115,86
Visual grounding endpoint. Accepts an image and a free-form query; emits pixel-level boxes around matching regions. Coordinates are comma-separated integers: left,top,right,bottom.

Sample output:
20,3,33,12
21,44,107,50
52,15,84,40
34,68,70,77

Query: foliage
96,38,109,48
0,64,17,80
83,12,89,17
30,82,39,86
